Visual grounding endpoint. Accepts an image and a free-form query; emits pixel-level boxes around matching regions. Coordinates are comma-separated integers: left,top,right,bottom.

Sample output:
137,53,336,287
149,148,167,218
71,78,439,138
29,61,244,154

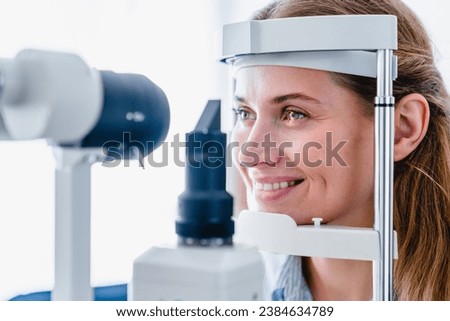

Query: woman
231,0,450,300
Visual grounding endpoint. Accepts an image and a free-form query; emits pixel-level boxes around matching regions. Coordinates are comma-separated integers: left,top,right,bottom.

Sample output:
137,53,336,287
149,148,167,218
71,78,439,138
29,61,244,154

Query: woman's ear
394,93,430,161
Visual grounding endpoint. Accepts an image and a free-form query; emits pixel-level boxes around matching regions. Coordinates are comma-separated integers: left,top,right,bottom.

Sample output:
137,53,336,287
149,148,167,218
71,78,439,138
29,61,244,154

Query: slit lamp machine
1,13,398,301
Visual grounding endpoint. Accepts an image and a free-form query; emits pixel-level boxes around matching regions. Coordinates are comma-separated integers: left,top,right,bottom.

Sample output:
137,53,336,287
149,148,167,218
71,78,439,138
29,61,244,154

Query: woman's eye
233,107,255,121
284,109,306,121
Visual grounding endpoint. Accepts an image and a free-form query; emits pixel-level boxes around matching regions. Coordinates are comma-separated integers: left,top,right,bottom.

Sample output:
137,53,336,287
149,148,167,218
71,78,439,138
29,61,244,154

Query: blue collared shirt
262,253,313,301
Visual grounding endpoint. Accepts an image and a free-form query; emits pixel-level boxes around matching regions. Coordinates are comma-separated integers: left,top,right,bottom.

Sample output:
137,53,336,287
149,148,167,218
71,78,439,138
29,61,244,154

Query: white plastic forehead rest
219,15,397,59
218,15,398,78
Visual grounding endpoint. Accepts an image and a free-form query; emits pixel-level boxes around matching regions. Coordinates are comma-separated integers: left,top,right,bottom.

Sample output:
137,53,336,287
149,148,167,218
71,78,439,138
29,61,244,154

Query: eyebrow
234,93,323,105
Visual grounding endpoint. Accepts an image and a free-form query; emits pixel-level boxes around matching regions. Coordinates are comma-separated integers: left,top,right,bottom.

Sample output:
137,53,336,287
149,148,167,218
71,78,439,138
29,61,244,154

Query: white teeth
264,184,273,191
254,180,302,191
280,181,289,188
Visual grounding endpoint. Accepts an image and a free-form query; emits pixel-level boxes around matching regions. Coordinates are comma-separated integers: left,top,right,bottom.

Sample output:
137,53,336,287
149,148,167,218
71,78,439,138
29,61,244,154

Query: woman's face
231,66,374,227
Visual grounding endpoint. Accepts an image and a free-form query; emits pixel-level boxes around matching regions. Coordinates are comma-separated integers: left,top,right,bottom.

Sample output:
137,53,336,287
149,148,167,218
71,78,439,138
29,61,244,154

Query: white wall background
0,0,449,300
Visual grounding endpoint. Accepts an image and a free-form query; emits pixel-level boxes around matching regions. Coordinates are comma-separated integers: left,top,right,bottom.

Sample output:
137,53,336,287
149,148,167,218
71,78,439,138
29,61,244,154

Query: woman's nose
237,120,281,168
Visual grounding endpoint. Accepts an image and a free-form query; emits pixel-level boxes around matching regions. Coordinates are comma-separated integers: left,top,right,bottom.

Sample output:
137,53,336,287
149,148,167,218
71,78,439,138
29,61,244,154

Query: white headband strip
229,50,387,78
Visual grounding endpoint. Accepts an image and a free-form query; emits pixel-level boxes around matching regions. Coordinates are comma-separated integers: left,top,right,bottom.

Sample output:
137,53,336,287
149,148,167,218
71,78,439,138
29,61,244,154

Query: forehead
234,66,339,102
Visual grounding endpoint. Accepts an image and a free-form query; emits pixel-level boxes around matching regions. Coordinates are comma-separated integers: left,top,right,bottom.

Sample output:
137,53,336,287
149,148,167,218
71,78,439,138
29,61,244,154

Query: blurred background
0,0,449,300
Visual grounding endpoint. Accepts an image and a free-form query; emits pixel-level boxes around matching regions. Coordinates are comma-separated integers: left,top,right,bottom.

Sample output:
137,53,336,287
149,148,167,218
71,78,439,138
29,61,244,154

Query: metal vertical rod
373,49,395,301
52,147,103,301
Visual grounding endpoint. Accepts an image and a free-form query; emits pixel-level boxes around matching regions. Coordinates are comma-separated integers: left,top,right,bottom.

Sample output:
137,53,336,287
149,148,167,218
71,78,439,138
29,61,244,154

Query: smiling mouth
253,179,305,192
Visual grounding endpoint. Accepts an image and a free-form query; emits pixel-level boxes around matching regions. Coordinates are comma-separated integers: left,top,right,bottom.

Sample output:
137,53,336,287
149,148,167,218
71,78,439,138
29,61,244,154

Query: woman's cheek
280,133,326,169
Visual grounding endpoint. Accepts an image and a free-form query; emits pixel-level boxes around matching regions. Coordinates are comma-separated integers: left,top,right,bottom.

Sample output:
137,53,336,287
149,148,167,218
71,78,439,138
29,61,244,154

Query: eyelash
232,107,307,122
